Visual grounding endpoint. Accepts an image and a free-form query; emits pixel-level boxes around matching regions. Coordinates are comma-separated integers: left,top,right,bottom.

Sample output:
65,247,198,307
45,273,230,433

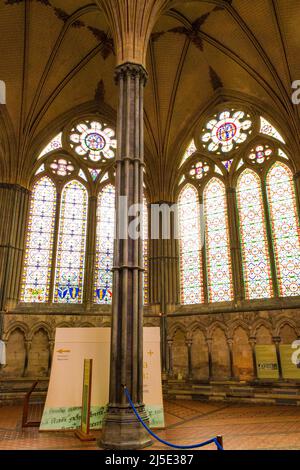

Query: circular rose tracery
69,120,117,162
85,132,106,151
201,110,252,155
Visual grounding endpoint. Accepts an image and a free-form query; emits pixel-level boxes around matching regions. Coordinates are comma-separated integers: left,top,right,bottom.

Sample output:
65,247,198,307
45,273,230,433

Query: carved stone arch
190,325,209,381
168,322,187,341
28,322,52,341
207,320,229,341
4,321,29,341
79,322,95,328
3,325,27,377
275,319,299,342
250,318,274,338
227,319,251,339
26,100,117,180
27,326,51,377
231,324,254,380
56,321,74,329
102,321,111,328
189,321,208,341
144,321,157,328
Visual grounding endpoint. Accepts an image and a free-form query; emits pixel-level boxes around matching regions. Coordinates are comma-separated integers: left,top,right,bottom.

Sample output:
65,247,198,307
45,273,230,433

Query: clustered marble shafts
101,63,151,449
0,184,30,314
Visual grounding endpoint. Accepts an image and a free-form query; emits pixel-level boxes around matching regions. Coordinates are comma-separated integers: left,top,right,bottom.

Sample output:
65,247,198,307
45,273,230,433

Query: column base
99,404,152,450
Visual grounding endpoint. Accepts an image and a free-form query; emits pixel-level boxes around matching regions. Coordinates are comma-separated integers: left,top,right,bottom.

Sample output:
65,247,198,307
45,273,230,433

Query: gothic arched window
94,184,115,304
204,178,233,302
237,169,272,299
21,177,57,303
178,184,203,304
267,162,300,296
53,180,88,303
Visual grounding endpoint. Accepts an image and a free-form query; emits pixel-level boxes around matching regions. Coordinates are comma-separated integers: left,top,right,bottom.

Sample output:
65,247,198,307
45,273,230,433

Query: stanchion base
75,430,96,442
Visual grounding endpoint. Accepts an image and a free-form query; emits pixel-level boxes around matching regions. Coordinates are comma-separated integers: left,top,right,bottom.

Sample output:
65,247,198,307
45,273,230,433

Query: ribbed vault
0,0,299,200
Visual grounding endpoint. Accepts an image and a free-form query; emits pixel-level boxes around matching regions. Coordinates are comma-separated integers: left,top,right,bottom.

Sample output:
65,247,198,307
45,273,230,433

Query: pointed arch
237,169,272,299
21,176,57,303
94,183,115,304
267,162,300,297
178,184,203,304
53,180,88,303
204,177,233,302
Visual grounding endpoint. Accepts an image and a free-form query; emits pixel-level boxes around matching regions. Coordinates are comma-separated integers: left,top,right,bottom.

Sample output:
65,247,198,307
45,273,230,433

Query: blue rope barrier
123,385,224,451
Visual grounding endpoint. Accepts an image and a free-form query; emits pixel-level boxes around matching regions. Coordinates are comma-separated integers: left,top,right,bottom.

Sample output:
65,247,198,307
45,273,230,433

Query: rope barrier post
216,435,223,450
123,385,224,451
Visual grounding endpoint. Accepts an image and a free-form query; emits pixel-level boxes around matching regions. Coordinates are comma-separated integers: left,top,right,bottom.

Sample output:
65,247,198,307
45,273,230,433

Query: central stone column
101,62,151,450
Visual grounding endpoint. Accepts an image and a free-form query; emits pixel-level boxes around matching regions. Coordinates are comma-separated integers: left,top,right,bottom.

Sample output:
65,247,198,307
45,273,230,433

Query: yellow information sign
280,344,300,380
256,345,279,379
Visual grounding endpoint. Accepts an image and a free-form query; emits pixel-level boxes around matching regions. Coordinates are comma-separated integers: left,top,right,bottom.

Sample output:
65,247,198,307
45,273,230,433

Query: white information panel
40,327,164,431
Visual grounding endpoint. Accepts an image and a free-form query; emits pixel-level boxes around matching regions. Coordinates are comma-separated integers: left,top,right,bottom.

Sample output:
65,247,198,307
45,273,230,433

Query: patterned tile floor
1,400,300,450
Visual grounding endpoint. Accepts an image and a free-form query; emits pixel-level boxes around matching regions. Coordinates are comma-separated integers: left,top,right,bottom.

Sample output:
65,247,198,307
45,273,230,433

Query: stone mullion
226,188,244,301
167,338,174,376
199,194,208,303
273,336,283,380
83,195,97,305
293,172,300,224
101,63,150,449
249,337,258,379
49,193,61,303
261,181,279,297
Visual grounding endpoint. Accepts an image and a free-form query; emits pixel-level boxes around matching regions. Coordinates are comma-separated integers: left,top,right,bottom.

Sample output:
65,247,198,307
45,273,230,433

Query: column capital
115,62,148,85
273,336,281,345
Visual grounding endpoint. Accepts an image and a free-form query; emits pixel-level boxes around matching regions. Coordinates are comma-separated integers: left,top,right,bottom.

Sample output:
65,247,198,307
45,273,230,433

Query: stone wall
0,306,159,381
166,306,300,382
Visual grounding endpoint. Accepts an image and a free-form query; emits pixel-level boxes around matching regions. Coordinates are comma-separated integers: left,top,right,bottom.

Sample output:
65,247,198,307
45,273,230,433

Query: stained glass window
94,184,115,304
89,168,101,182
189,160,210,180
35,164,45,175
248,144,273,165
21,177,57,302
181,139,197,166
222,159,233,172
204,178,233,302
143,197,149,305
54,180,88,303
237,169,272,299
69,121,117,162
278,148,289,160
260,117,285,144
267,162,300,296
49,158,75,177
178,184,203,304
201,111,252,154
38,133,62,159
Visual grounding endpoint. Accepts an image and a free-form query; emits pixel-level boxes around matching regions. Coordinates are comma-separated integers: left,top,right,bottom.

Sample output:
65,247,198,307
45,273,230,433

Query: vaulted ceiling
0,0,300,199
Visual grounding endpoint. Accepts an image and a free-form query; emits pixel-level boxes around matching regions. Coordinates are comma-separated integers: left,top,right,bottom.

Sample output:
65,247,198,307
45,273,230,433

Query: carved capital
115,62,148,85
